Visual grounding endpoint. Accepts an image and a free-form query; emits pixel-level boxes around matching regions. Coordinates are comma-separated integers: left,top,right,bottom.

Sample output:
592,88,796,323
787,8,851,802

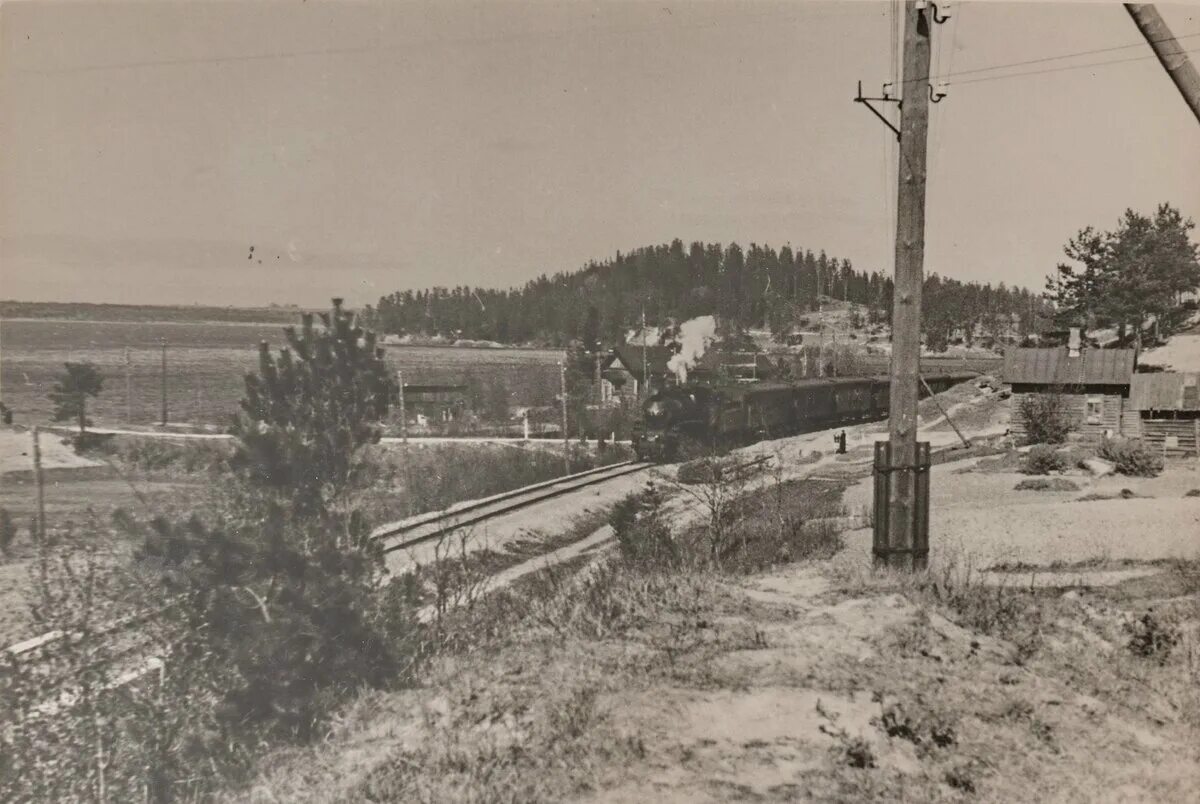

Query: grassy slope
236,468,1200,803
240,554,1199,803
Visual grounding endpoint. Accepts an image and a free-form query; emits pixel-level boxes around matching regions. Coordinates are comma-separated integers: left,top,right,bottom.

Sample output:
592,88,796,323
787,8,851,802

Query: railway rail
372,459,653,553
3,460,656,691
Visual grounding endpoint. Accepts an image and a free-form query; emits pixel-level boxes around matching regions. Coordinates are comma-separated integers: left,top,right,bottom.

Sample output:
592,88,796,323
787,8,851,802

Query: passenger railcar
632,372,975,461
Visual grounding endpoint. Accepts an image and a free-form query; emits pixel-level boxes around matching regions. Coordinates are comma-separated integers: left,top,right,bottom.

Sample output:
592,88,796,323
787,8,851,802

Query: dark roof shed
1003,348,1135,387
1130,372,1200,411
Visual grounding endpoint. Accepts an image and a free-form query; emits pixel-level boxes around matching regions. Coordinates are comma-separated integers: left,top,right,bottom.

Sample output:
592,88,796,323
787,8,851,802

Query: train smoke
666,315,717,383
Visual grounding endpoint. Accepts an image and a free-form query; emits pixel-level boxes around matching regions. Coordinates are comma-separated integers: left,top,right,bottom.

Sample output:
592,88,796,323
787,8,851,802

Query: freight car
632,372,975,461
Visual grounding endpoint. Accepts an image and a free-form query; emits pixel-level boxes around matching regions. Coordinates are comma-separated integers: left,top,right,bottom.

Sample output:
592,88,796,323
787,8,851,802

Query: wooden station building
1002,343,1138,442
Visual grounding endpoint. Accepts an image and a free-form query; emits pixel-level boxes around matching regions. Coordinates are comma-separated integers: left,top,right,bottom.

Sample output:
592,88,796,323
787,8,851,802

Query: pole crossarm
854,81,902,140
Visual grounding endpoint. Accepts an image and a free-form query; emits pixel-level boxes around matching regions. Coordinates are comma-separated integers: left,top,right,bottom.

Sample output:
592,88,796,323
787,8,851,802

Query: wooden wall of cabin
1008,387,1127,442
1138,414,1200,457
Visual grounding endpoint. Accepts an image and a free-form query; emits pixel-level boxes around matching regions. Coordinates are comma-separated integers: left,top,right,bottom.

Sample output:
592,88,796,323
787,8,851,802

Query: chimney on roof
1068,327,1081,358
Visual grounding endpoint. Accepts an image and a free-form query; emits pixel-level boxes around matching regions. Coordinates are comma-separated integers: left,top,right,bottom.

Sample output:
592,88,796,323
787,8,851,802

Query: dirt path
0,427,103,474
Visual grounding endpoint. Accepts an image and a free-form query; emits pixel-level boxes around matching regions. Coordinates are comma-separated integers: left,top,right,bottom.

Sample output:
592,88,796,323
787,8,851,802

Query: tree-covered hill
365,239,1049,349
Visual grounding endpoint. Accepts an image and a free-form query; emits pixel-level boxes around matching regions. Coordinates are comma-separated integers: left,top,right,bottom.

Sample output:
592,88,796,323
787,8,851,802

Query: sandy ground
1140,333,1200,372
239,380,1200,802
0,427,103,474
840,457,1200,575
584,565,1199,804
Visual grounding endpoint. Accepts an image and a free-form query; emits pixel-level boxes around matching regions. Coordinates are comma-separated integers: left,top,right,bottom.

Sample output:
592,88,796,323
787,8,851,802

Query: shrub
676,457,723,485
69,430,115,455
117,438,229,475
1014,477,1079,492
0,507,16,556
1096,437,1163,477
1022,444,1068,475
611,485,678,568
1125,609,1180,664
1016,392,1072,445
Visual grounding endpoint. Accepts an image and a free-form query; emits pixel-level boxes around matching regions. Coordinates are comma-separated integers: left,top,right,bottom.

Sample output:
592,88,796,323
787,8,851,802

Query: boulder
1081,457,1115,477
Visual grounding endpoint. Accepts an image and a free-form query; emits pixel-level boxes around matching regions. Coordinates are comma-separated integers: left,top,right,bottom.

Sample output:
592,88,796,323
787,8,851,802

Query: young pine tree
48,362,104,434
139,300,402,742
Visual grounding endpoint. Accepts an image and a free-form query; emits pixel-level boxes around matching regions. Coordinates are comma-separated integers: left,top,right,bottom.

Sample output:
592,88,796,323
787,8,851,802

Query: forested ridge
365,239,1049,349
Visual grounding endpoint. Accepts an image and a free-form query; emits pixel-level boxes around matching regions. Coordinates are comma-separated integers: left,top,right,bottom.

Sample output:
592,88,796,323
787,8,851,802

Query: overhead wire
883,0,899,261
927,3,961,191
15,4,869,76
940,29,1200,81
948,46,1200,87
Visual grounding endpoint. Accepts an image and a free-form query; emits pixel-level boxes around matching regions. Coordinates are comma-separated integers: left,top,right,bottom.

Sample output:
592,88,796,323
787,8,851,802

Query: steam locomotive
632,373,975,462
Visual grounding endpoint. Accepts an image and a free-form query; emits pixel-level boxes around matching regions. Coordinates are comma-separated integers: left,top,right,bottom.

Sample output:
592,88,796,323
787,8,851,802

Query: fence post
124,347,132,423
872,440,889,552
31,426,46,542
159,338,168,426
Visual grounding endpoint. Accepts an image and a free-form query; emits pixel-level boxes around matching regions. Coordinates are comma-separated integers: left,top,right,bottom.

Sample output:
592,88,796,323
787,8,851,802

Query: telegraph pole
641,307,648,399
397,369,407,445
559,360,569,474
31,426,46,542
160,338,168,426
881,1,934,571
1125,4,1200,126
124,347,132,423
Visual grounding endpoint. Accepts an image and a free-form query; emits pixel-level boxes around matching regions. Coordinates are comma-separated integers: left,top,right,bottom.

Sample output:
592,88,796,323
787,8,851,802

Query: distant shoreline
2,316,563,352
1,317,293,329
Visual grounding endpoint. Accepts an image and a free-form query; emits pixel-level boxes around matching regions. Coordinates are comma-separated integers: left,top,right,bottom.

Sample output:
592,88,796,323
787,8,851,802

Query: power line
939,30,1200,81
14,5,866,76
949,46,1200,87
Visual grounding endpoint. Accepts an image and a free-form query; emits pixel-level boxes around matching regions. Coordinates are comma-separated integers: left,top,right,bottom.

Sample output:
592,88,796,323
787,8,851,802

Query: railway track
4,460,655,684
371,459,654,553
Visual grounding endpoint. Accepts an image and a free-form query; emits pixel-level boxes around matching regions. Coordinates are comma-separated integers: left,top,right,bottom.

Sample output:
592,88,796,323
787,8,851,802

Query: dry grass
1014,477,1080,492
243,542,1200,803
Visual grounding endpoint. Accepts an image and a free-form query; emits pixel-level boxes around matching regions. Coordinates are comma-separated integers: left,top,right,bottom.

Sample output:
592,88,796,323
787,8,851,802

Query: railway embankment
238,383,1199,802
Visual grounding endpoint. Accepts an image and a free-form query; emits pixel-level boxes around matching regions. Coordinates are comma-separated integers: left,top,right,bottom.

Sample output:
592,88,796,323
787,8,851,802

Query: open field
1,318,565,426
0,432,629,646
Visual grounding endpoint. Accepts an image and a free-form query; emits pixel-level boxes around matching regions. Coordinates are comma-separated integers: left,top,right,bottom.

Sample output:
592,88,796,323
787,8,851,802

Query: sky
1,0,1198,309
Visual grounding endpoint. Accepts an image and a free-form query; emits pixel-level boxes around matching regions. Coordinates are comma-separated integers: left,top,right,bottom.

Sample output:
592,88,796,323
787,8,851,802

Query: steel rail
3,461,653,662
374,460,654,553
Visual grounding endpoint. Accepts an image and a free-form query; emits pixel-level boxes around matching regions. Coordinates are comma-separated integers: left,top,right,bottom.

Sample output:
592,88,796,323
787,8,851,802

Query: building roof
1002,347,1135,386
1130,372,1200,411
695,351,778,377
604,344,675,377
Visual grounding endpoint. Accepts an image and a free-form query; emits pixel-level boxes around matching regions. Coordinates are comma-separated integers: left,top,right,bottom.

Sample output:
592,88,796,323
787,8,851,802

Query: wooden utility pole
641,307,648,400
31,426,45,542
124,347,132,423
397,369,407,444
159,338,168,426
595,352,603,406
1125,4,1200,126
880,0,934,571
559,361,569,474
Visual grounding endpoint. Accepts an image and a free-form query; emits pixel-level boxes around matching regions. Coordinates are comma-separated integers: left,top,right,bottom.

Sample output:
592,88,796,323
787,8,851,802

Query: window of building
1086,397,1103,424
